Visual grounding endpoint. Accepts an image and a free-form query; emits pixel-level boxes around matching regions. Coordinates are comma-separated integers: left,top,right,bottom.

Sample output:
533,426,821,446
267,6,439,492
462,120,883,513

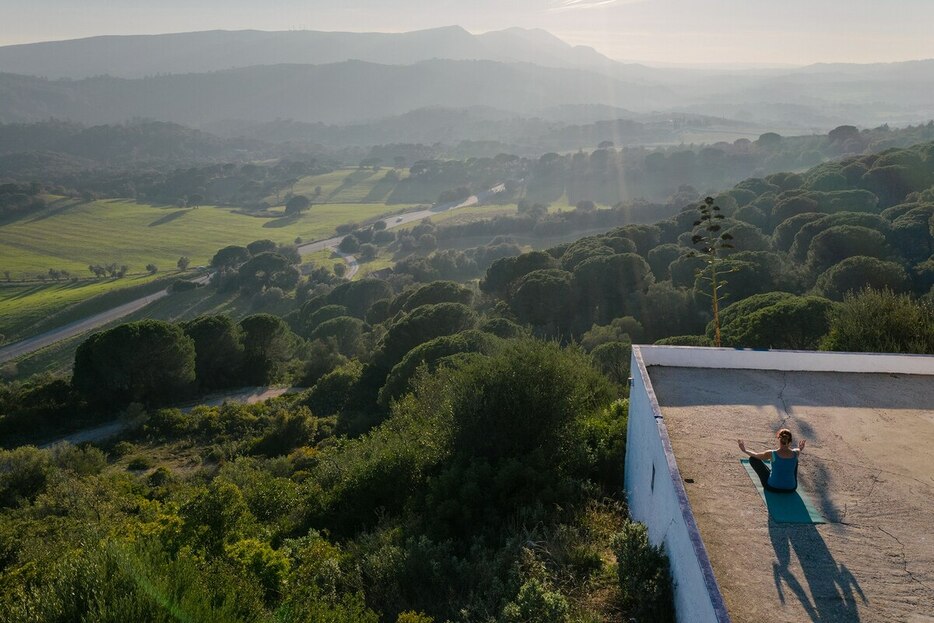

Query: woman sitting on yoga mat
737,428,806,492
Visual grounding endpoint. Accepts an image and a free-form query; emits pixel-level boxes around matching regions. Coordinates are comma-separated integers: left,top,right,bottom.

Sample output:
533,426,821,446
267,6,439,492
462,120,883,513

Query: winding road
0,273,211,364
0,183,505,364
296,184,505,257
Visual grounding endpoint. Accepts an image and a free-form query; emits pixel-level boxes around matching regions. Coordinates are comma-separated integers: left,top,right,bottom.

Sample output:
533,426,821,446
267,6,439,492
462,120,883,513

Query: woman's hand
798,439,807,452
738,439,746,452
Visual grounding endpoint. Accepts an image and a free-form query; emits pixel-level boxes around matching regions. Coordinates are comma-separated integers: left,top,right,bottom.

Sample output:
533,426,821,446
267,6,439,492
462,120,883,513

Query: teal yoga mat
740,459,826,524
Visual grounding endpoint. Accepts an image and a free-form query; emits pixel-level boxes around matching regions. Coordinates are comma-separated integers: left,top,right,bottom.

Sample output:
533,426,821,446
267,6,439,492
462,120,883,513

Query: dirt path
39,420,130,449
37,386,303,448
179,386,302,411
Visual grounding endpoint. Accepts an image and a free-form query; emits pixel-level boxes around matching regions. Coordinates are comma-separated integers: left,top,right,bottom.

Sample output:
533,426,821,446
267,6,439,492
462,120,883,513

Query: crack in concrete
877,527,933,593
776,371,790,426
863,471,881,507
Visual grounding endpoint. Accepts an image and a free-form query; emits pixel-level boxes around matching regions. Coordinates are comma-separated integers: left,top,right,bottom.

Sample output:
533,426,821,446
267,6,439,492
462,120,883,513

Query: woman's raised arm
738,439,772,461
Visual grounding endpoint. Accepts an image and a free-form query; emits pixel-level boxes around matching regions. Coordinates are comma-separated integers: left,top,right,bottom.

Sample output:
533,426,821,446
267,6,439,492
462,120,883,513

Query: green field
0,195,419,343
0,197,415,279
0,273,172,343
302,249,341,268
355,255,395,278
3,284,297,380
286,168,411,205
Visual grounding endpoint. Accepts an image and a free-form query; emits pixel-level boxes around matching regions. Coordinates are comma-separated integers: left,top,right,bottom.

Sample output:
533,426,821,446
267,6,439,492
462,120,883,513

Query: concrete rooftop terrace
647,357,934,623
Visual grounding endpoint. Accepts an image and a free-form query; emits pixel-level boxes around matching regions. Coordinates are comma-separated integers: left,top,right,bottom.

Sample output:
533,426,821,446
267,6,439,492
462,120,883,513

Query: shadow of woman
769,521,867,622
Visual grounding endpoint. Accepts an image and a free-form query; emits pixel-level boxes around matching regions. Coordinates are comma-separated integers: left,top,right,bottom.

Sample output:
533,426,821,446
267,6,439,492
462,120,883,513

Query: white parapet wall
626,346,731,623
637,345,934,375
625,345,934,623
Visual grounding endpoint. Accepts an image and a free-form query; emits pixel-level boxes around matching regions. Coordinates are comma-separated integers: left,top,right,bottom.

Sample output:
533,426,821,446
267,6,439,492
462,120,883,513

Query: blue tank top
768,450,798,490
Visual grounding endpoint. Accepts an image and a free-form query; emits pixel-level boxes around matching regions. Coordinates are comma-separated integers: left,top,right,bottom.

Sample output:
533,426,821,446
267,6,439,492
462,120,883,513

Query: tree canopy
73,320,196,407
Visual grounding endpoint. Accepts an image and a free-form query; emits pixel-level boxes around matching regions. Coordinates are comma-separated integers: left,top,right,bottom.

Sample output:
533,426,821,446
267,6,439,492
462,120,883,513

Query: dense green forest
2,136,934,622
4,120,934,208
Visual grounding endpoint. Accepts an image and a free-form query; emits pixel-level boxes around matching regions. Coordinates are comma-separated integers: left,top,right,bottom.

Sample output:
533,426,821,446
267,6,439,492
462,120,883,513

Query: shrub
654,335,712,346
611,520,675,623
590,341,632,386
378,330,500,407
0,446,51,508
225,538,290,603
147,466,174,487
127,455,154,471
181,480,257,556
815,256,909,300
719,296,835,350
479,317,527,339
304,304,351,332
0,539,267,623
251,408,317,457
501,579,569,623
821,288,934,353
146,408,196,439
582,399,628,491
50,443,107,476
112,440,136,457
448,340,613,464
309,316,366,357
305,361,363,417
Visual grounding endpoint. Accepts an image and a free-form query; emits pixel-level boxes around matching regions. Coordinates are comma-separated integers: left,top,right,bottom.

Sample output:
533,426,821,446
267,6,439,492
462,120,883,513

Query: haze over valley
1,6,933,623
3,27,934,138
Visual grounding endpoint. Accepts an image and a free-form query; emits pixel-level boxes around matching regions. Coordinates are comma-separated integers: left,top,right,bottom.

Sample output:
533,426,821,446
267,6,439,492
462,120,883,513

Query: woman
738,428,806,492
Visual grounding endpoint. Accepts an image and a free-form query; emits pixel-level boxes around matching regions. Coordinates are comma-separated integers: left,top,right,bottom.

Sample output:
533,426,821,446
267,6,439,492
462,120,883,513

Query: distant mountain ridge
0,26,622,79
2,27,934,132
0,60,676,126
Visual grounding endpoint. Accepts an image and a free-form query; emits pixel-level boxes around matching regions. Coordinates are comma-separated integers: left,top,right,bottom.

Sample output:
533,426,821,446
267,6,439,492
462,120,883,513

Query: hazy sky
2,0,933,66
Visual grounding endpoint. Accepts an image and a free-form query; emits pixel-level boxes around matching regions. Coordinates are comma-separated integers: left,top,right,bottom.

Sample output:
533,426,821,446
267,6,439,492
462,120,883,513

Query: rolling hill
0,26,623,79
0,60,676,126
1,27,933,134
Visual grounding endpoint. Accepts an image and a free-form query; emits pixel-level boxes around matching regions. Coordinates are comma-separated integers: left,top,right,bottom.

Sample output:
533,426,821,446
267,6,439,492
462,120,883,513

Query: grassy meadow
2,283,295,380
0,273,171,342
286,167,411,204
0,172,572,359
0,196,414,278
0,194,418,341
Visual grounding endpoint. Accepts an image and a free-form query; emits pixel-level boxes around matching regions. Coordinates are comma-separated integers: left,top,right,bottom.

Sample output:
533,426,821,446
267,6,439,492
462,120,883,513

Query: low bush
612,520,675,623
